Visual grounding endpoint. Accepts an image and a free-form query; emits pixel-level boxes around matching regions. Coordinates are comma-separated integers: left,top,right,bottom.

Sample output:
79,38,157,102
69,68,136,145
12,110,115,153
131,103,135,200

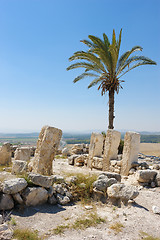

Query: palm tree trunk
108,88,115,129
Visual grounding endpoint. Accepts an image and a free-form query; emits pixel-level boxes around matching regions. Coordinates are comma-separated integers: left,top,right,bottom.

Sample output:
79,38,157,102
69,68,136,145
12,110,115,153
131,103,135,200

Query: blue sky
0,0,159,133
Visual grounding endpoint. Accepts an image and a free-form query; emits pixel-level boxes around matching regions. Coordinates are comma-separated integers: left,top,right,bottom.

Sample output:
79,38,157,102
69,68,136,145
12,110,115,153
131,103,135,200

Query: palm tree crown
67,29,157,129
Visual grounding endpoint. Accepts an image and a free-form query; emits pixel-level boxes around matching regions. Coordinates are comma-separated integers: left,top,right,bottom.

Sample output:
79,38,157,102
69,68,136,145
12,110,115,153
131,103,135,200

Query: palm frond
73,72,99,83
69,51,106,72
66,62,102,73
117,55,157,76
117,46,143,74
88,77,103,88
118,60,157,78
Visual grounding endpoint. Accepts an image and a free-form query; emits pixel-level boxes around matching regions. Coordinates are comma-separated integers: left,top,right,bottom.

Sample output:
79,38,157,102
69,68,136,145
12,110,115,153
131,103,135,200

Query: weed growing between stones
53,224,69,235
110,221,124,234
68,173,97,203
13,228,41,240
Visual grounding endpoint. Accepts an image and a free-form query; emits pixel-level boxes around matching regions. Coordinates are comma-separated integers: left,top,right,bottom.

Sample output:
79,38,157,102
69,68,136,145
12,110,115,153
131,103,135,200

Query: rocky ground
1,157,159,240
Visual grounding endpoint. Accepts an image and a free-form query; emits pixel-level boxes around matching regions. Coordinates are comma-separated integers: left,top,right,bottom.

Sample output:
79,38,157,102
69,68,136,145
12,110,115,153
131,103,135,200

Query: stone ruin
29,125,62,175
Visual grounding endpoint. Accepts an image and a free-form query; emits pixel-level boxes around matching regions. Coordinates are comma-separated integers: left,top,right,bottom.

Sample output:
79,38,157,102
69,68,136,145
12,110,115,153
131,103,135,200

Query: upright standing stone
102,130,121,171
0,143,12,165
87,133,104,168
14,147,31,161
121,131,140,176
29,126,62,175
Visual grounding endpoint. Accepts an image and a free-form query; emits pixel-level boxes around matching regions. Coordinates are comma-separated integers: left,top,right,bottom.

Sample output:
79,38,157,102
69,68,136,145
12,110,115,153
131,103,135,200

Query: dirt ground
10,158,160,240
140,143,160,157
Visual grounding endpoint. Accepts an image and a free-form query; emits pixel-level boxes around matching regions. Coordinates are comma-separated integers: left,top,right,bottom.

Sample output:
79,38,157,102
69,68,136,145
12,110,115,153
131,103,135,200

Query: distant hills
0,131,160,143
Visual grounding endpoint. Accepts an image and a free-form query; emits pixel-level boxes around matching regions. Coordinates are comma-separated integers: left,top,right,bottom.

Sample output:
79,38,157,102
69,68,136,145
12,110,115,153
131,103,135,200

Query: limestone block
92,157,103,170
3,178,28,194
0,143,12,165
107,183,139,201
102,130,121,171
0,193,14,210
88,133,104,168
30,125,62,175
12,193,23,204
136,170,157,183
14,147,31,161
12,160,28,175
28,173,53,188
22,187,48,206
121,132,140,176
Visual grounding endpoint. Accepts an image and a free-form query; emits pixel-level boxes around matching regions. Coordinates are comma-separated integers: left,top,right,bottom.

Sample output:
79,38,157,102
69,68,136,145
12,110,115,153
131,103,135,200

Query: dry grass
53,211,106,235
140,143,160,157
139,231,160,240
110,222,124,234
13,228,41,240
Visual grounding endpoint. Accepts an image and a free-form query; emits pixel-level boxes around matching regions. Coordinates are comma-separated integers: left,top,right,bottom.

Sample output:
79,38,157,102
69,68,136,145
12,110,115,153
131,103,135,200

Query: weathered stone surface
28,173,53,188
62,147,70,156
12,193,23,204
152,206,160,214
0,193,14,210
48,186,56,197
0,214,2,224
29,125,62,175
52,175,64,183
68,155,78,165
0,143,12,165
103,130,121,171
107,183,139,201
121,132,140,176
3,178,27,194
93,178,117,192
99,172,121,182
74,155,85,166
88,133,104,168
56,194,70,205
155,173,160,187
136,170,157,183
22,187,48,206
55,184,65,195
48,195,57,205
14,147,31,161
71,144,89,155
92,157,103,170
11,160,28,175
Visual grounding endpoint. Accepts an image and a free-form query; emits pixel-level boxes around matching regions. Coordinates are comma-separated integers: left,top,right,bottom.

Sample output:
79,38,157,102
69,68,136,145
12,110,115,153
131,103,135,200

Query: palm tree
67,29,157,129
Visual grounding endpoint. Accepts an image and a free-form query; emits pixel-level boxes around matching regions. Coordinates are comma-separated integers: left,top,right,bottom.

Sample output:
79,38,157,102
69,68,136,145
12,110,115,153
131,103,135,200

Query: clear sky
0,0,159,133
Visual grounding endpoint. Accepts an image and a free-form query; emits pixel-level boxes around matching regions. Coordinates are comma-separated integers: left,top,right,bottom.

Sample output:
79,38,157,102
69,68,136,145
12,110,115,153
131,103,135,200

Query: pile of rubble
68,144,89,166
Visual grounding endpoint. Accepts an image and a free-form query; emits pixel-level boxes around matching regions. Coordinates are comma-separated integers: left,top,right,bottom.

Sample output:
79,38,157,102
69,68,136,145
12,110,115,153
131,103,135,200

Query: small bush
13,228,40,240
69,173,97,203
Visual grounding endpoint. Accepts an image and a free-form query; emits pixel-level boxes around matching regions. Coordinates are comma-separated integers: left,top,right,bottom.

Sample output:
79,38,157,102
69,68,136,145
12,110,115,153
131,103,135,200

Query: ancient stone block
14,147,31,161
3,178,28,194
102,130,121,171
0,143,12,165
29,125,62,175
121,132,140,176
22,187,48,206
12,160,28,175
88,133,104,168
0,193,14,210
